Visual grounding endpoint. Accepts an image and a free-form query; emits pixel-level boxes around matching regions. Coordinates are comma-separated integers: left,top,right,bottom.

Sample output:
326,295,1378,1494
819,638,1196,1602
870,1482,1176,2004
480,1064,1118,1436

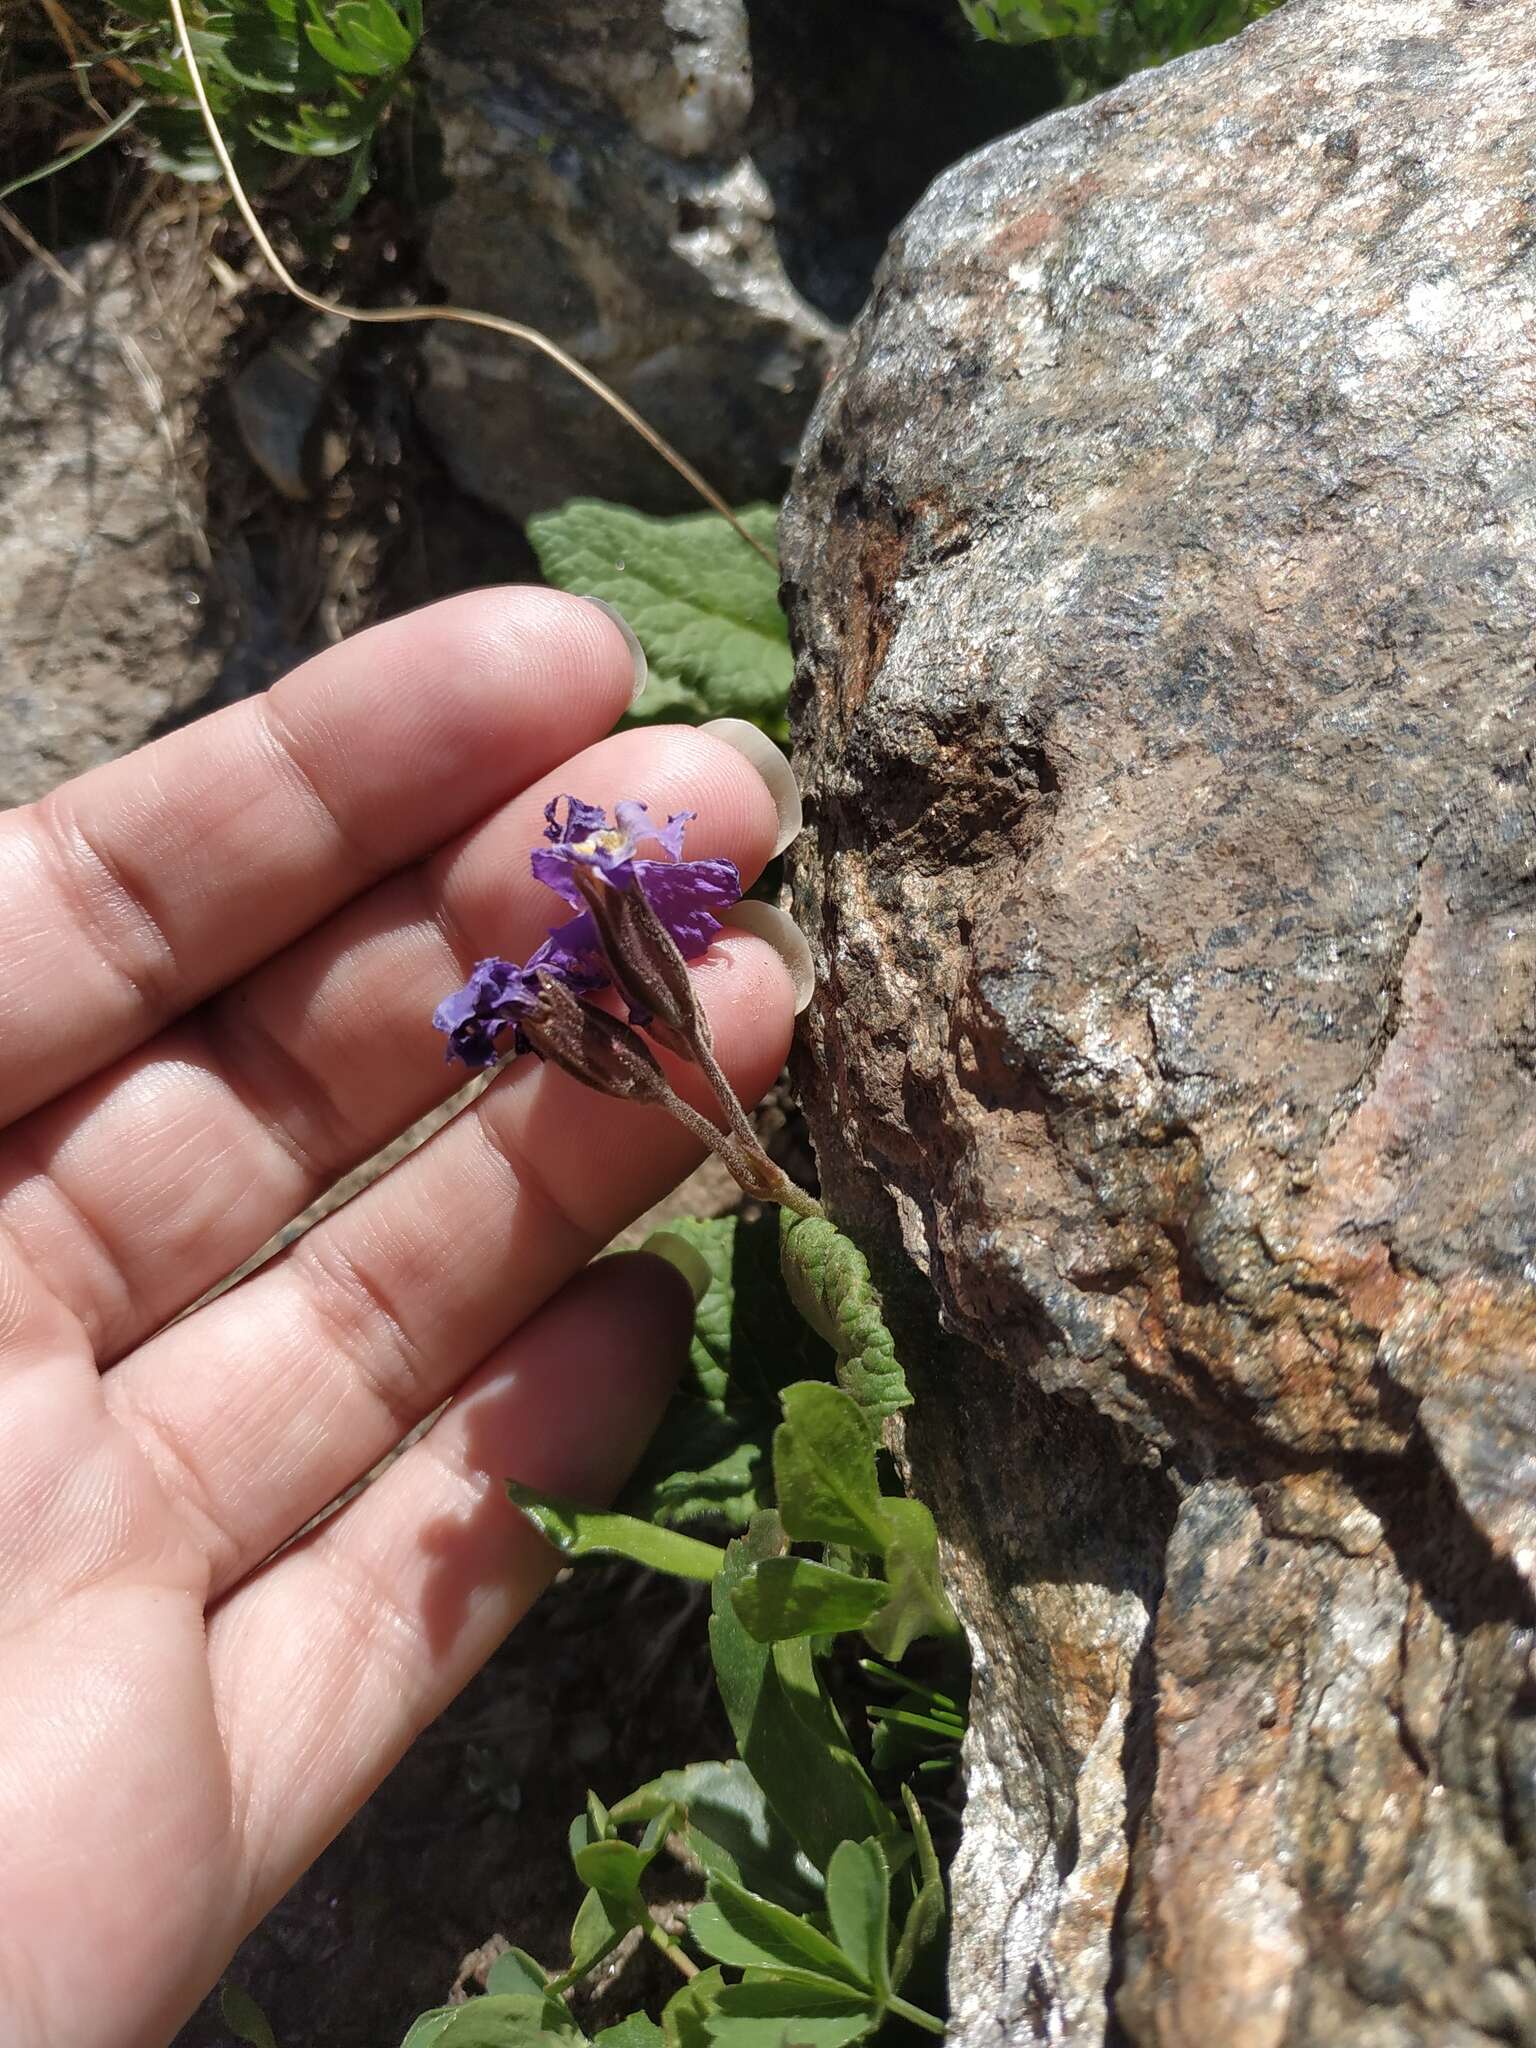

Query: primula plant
404,787,968,2047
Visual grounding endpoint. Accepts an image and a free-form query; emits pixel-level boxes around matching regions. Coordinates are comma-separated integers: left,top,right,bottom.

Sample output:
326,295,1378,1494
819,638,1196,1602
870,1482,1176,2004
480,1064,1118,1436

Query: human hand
0,590,799,2048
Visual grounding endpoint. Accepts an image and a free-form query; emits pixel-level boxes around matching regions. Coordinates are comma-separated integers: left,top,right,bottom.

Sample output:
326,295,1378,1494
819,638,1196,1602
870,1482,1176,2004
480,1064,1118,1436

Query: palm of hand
0,591,792,2048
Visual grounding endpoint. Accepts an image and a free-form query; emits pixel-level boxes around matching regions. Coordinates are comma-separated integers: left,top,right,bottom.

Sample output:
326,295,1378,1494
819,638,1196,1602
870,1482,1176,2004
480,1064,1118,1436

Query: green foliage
112,0,423,200
526,500,792,739
612,1760,822,1912
617,1215,837,1531
958,0,1284,93
220,1983,279,2048
504,1482,726,1580
729,1556,890,1643
779,1213,913,1423
444,1212,959,2039
709,1515,894,1873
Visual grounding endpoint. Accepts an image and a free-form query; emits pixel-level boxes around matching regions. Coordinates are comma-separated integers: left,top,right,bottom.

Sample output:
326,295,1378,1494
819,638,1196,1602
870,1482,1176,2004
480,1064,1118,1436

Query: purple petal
634,854,742,956
432,955,544,1068
544,794,609,845
529,914,608,989
655,809,694,860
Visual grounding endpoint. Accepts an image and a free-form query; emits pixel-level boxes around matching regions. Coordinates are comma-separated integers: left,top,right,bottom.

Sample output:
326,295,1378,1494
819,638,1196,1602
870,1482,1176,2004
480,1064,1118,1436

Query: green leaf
574,1837,649,1899
891,1788,946,1991
400,2011,459,2048
780,1214,912,1422
710,1518,890,1871
861,1498,960,1659
526,500,791,738
573,1801,677,1900
772,1384,889,1552
550,1886,634,1993
0,99,146,207
704,1975,877,2048
221,1984,279,2048
428,1993,587,2046
594,2021,665,2048
506,1481,725,1580
662,1966,726,2048
485,1949,550,1998
610,1759,822,1911
688,1875,867,1986
730,1556,890,1643
825,1840,892,2003
617,1214,836,1532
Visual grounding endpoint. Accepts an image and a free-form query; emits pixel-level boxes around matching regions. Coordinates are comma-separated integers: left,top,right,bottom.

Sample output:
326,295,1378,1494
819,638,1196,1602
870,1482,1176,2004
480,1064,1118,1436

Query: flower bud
518,973,674,1106
571,863,709,1060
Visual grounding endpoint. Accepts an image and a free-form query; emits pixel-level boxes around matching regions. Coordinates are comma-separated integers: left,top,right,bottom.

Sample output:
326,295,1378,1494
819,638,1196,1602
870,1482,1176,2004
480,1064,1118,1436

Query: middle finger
0,722,787,1363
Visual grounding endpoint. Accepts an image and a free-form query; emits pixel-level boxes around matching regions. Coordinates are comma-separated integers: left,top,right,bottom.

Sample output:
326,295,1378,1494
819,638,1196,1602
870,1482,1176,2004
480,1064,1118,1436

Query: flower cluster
432,796,741,1071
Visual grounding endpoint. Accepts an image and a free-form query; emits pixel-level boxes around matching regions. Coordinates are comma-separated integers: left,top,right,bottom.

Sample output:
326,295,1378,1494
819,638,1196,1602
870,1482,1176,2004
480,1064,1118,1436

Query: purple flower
432,796,741,1069
431,956,541,1070
532,795,740,955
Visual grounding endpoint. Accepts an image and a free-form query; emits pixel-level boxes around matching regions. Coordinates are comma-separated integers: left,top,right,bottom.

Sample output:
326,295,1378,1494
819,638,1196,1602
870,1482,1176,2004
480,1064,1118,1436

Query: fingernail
720,900,814,1014
699,717,802,857
580,596,649,708
642,1230,713,1305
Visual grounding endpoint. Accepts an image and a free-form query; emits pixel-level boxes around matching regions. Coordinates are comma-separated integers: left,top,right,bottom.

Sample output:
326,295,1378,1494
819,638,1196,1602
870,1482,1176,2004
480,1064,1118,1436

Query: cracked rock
782,0,1536,2038
416,0,1055,520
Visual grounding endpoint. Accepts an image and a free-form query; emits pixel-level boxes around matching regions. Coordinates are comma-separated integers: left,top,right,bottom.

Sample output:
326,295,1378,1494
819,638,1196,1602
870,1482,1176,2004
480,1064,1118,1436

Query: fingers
0,588,638,1129
207,1253,690,1923
105,934,794,1598
0,722,786,1362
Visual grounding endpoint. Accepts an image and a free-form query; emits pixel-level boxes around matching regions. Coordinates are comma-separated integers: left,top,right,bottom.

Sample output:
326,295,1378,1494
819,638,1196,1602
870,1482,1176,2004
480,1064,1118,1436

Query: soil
172,1561,729,2048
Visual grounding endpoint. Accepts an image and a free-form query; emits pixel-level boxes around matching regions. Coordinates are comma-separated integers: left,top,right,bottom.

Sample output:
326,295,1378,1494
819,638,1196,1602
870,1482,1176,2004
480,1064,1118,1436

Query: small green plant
402,1213,963,2048
959,0,1284,92
118,0,423,199
528,501,792,740
416,808,967,2045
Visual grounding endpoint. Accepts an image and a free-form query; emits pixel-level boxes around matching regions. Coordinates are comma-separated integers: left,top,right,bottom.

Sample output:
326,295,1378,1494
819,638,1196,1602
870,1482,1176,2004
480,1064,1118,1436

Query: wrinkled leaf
730,1555,890,1643
780,1214,911,1422
526,500,790,737
506,1482,725,1580
860,1497,959,1659
710,1518,889,1870
773,1383,889,1553
688,1874,866,1986
611,1759,821,1911
617,1215,835,1532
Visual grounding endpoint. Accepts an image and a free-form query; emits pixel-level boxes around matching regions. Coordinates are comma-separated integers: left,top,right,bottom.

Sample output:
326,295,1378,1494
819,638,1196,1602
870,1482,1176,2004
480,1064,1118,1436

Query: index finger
0,587,639,1129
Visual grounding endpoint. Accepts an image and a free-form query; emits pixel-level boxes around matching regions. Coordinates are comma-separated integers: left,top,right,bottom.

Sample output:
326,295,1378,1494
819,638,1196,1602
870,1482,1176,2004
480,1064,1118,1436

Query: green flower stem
645,1915,700,1981
888,1994,946,2036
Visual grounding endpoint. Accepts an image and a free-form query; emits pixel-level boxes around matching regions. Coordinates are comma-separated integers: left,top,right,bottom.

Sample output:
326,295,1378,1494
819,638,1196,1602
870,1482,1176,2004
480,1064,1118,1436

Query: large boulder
781,0,1536,2039
416,0,1053,521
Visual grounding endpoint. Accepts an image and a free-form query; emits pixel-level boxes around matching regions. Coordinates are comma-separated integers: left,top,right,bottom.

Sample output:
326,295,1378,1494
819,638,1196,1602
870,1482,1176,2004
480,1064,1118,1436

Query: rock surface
417,0,1053,521
781,1,1536,2039
0,243,297,809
